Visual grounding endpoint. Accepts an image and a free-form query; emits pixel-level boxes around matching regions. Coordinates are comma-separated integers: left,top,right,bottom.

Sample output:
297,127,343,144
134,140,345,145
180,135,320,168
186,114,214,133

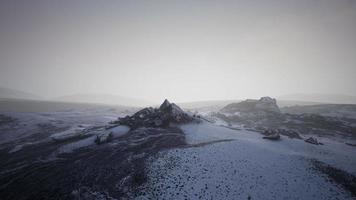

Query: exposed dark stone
345,142,356,147
305,137,323,145
117,99,194,129
262,128,302,139
262,133,281,140
95,132,113,144
277,129,302,139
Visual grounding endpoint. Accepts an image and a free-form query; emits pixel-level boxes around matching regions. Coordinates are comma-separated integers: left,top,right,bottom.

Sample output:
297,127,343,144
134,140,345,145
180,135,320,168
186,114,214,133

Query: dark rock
117,99,194,129
345,142,356,147
305,137,323,145
95,132,113,144
159,99,171,110
262,129,275,135
262,133,281,140
275,129,302,139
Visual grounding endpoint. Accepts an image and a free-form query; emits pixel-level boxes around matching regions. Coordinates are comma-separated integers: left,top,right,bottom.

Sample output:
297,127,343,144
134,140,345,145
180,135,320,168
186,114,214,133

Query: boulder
95,132,113,144
305,137,323,145
263,133,281,140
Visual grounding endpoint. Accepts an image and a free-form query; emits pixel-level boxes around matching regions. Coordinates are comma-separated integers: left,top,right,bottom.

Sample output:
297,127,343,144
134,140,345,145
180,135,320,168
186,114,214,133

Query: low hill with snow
53,93,153,107
0,87,41,100
279,93,356,105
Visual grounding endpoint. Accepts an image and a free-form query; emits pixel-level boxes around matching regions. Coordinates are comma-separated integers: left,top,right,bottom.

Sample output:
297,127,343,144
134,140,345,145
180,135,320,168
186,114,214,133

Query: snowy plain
137,122,356,200
1,101,356,199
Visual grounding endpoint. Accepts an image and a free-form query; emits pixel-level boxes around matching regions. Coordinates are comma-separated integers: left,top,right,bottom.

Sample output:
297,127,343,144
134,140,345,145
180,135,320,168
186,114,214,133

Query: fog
1,0,356,103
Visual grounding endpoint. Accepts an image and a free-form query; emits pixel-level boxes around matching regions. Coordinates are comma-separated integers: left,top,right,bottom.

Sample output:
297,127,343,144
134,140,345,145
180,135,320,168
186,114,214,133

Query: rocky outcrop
117,99,194,129
262,129,281,140
220,96,280,114
260,128,302,139
305,137,323,145
216,97,282,130
256,97,280,113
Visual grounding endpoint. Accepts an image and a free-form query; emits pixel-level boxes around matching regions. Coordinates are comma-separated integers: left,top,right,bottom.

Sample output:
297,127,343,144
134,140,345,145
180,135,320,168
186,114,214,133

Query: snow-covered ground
137,122,356,199
0,110,118,145
1,109,132,156
1,103,356,199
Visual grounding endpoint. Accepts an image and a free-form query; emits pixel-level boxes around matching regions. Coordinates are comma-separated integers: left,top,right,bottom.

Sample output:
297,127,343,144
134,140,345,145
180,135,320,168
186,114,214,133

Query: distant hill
0,87,41,100
178,99,322,113
0,98,138,113
281,104,356,119
278,93,356,105
220,97,281,114
178,100,238,109
53,93,154,107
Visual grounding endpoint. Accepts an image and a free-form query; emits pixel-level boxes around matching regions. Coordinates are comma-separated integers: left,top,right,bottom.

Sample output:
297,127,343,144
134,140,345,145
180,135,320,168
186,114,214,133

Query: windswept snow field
137,122,356,200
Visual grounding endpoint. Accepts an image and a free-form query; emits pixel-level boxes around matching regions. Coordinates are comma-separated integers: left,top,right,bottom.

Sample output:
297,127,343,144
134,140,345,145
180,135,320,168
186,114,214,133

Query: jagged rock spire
159,99,171,110
118,99,194,129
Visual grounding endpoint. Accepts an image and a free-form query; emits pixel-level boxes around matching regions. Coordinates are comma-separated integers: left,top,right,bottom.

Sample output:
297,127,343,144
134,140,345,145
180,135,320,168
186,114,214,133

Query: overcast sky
0,0,355,103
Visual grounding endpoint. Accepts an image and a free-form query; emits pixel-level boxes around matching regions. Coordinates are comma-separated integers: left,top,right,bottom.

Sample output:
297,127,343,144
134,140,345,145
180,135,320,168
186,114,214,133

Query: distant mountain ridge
0,87,41,100
53,93,154,107
278,93,356,105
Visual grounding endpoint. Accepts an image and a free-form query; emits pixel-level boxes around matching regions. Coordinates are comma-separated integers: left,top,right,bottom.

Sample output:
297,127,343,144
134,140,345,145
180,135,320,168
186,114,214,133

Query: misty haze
1,0,356,199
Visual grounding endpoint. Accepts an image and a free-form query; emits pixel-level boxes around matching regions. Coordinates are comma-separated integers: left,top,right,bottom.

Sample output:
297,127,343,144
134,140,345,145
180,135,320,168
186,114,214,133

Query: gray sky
0,0,356,103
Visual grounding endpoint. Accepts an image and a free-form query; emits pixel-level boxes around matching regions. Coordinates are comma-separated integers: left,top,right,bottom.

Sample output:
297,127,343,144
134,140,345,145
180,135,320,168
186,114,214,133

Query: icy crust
139,141,354,200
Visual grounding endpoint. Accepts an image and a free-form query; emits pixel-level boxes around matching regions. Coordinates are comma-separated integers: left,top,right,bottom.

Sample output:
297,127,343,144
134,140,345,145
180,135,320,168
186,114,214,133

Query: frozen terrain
0,99,356,199
137,122,356,199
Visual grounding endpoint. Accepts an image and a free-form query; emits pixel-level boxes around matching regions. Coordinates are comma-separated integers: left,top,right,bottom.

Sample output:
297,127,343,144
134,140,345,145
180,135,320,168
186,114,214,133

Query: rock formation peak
117,99,194,129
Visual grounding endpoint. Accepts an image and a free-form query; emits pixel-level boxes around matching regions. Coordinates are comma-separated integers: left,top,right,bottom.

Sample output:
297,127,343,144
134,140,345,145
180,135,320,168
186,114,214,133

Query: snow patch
109,125,130,138
57,136,97,154
50,126,86,141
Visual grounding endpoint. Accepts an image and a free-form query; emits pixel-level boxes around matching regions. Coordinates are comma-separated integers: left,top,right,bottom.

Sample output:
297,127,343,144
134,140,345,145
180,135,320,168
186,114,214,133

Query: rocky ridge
220,96,281,114
117,99,195,129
